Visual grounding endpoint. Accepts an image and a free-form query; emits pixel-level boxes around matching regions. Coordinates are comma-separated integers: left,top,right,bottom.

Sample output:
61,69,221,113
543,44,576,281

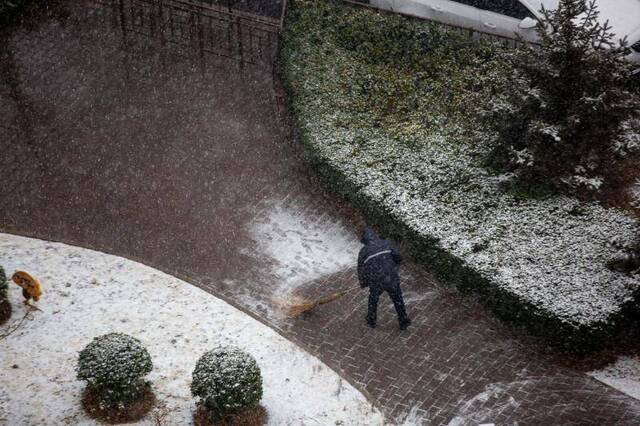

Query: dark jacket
357,228,402,292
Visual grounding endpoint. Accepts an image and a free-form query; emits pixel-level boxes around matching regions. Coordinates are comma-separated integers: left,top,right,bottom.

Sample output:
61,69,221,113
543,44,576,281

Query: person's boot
366,317,376,328
399,318,411,330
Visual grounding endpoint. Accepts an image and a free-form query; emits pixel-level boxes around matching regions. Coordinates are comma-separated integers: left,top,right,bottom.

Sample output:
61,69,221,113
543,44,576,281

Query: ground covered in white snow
0,233,383,425
280,0,640,347
589,356,640,401
237,199,361,320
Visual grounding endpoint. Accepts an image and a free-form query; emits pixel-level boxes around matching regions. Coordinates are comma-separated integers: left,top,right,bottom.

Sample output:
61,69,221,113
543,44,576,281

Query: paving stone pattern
1,5,640,425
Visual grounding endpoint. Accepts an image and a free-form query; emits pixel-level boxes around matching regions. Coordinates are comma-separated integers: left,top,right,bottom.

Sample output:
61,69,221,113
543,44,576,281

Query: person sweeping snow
358,228,411,330
284,228,412,324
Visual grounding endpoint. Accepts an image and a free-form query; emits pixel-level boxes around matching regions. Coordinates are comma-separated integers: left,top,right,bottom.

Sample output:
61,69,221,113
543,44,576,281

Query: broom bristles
284,287,359,317
285,300,317,317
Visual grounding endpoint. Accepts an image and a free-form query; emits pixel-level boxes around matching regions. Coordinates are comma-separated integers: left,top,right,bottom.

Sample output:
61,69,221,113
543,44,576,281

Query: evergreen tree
483,0,640,192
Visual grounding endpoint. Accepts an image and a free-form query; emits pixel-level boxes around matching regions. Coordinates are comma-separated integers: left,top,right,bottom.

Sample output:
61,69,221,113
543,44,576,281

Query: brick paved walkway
1,5,640,425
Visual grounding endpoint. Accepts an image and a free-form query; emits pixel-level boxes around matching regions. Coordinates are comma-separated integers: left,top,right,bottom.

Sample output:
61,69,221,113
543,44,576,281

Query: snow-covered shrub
334,6,427,68
191,346,263,421
333,2,489,78
77,333,153,406
0,265,10,324
481,0,640,193
281,0,640,351
0,265,7,299
609,235,640,274
632,179,640,209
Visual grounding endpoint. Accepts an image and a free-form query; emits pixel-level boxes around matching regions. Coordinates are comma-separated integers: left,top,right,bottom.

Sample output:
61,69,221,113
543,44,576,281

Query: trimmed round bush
0,266,7,299
77,333,153,406
191,346,263,421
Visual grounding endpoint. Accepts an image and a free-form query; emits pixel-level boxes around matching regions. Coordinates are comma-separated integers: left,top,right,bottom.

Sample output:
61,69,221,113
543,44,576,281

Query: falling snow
0,233,383,425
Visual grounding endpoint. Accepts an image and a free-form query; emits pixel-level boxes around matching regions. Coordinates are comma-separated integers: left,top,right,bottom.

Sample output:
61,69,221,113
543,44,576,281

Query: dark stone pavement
2,3,640,424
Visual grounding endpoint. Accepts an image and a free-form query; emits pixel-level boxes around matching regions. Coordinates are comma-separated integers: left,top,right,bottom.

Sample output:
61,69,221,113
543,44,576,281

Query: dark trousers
367,286,409,326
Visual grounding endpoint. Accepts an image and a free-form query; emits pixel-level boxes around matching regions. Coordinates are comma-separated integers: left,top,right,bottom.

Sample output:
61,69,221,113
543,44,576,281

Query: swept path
1,5,639,425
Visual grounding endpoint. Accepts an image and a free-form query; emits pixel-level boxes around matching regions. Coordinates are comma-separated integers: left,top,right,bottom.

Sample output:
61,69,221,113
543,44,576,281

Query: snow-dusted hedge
77,333,153,406
191,346,263,420
280,0,640,351
0,265,7,299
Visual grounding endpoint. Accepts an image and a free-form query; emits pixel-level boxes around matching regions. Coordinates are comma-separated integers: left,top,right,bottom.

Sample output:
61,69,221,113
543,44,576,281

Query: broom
284,286,360,317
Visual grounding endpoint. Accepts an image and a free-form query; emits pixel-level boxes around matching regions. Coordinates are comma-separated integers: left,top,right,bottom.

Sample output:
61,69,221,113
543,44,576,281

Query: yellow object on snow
11,271,42,302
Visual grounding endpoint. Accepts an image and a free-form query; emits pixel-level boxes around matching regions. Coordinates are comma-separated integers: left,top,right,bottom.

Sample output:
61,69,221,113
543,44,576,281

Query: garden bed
0,233,383,425
279,0,640,352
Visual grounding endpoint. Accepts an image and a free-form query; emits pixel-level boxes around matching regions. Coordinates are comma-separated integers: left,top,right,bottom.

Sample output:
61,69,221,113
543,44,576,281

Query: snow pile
280,0,640,343
244,199,360,316
400,406,429,425
0,233,383,425
589,356,640,401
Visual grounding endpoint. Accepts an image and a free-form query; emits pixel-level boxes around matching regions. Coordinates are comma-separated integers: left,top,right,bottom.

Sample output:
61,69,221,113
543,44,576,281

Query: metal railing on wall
82,0,533,75
84,0,284,70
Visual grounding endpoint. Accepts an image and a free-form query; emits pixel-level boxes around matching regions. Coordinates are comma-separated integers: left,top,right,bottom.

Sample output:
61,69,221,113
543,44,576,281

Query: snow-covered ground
589,356,640,401
0,233,383,425
242,200,361,319
249,201,359,290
